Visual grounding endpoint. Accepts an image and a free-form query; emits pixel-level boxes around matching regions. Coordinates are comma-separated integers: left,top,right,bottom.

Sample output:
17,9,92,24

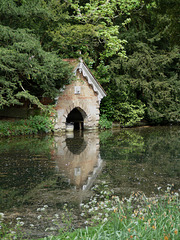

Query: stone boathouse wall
55,69,101,131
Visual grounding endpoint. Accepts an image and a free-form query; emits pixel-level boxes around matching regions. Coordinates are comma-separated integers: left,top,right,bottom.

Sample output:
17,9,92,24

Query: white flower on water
88,208,94,213
19,221,24,226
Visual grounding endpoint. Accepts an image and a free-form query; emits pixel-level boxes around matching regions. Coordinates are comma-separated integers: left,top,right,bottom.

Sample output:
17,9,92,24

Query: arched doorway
66,134,87,154
66,108,84,130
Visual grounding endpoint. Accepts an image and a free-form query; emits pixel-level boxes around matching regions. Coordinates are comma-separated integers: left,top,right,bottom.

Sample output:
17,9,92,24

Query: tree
154,0,180,45
0,0,72,109
105,0,180,124
46,0,141,83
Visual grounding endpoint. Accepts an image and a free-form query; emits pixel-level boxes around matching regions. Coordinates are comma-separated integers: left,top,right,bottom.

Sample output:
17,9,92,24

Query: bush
99,115,112,129
28,115,54,133
0,116,54,137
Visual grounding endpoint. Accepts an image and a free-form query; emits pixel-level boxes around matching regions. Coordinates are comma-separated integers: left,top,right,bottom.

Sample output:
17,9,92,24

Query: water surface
0,126,179,238
99,126,180,197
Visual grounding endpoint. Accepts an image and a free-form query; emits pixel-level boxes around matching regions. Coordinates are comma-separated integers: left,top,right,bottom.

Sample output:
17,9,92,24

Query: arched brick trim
62,103,92,125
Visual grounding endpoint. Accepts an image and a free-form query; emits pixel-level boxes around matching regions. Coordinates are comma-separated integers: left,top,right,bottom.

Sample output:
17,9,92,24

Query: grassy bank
0,116,54,137
1,185,178,240
41,185,179,240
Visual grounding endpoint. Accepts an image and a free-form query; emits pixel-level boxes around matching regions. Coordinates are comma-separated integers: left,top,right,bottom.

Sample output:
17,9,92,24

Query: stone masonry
54,59,106,131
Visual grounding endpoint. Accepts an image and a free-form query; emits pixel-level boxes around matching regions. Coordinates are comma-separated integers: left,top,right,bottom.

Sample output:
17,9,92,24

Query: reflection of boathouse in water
53,132,103,190
55,58,106,131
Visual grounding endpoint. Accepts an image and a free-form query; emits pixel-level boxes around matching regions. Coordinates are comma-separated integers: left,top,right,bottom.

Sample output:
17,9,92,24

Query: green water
99,126,180,196
0,126,179,238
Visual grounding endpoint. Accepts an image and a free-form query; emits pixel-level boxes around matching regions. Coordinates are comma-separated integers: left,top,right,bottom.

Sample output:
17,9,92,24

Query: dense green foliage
0,0,179,125
0,0,72,109
100,0,180,125
99,114,112,129
0,116,54,137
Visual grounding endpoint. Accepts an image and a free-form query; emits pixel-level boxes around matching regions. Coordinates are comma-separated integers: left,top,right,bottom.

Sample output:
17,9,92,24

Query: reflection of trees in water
0,135,54,154
1,132,103,238
100,129,145,158
0,136,55,210
100,127,180,166
99,126,180,196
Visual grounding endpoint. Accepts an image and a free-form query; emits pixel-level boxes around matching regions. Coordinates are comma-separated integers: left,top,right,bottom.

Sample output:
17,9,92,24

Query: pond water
0,126,180,238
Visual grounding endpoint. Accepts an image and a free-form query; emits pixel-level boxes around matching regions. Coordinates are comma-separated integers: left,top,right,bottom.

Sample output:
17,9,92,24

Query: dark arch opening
66,108,84,130
66,132,87,155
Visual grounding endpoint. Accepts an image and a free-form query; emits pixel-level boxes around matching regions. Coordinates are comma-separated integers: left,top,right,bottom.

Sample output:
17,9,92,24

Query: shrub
0,116,54,137
28,115,54,133
99,115,112,129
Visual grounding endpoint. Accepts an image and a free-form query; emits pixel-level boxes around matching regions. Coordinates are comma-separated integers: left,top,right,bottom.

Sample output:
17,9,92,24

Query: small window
74,86,81,94
74,167,81,176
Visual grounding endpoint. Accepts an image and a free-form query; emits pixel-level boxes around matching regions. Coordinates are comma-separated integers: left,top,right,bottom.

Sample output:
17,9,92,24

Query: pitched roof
63,58,106,103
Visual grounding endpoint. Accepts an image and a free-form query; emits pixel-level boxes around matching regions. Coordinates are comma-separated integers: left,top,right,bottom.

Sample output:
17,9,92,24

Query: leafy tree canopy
104,0,180,124
0,0,72,109
0,0,179,125
154,0,180,44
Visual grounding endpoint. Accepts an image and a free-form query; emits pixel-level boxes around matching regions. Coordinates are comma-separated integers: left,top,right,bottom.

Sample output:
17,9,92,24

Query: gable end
74,59,106,103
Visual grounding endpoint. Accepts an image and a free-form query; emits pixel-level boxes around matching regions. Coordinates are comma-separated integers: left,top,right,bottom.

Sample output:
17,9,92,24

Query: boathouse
54,58,106,131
